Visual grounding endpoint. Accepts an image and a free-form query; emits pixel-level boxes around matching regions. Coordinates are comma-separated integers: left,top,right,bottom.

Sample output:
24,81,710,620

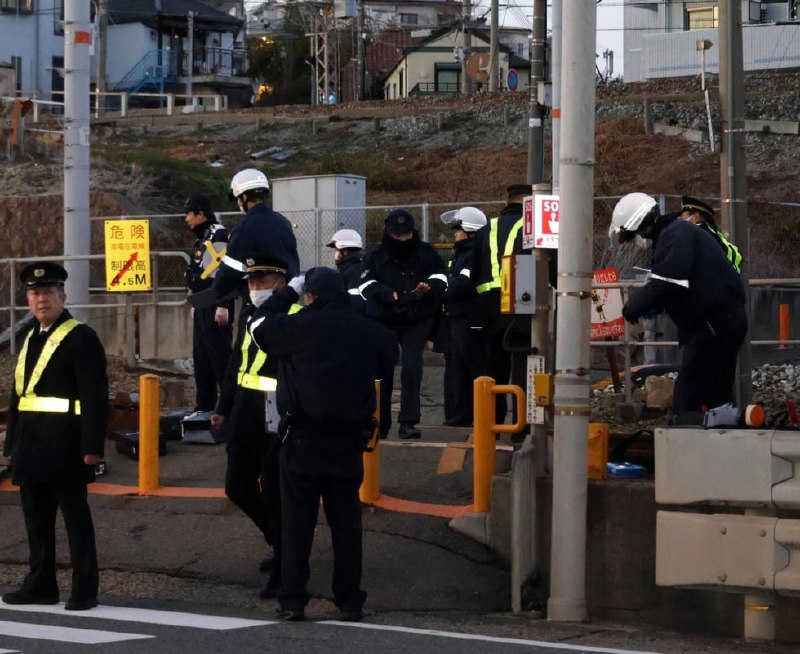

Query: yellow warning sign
104,219,151,291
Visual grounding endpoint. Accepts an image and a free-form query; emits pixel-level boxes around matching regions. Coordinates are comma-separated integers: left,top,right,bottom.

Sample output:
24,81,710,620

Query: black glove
622,303,638,325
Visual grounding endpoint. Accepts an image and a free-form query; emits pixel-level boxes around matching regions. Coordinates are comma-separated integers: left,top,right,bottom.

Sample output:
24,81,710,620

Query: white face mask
634,235,652,250
249,288,273,307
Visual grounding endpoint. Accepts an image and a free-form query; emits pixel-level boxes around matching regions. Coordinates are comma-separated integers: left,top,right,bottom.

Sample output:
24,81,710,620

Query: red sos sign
534,195,560,248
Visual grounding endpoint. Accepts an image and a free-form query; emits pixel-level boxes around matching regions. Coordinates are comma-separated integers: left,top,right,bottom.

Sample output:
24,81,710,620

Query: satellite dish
465,53,491,83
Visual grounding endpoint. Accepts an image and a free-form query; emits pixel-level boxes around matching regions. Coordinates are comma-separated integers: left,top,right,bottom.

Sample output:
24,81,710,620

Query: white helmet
327,228,363,250
229,168,270,202
440,206,488,233
609,192,658,244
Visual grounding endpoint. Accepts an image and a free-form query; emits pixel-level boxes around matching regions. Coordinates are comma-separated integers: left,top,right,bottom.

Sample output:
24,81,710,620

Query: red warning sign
534,195,559,249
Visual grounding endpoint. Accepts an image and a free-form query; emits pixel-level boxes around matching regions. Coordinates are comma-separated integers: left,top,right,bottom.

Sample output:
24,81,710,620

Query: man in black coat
211,255,300,599
2,262,109,611
250,267,398,622
326,228,367,313
184,194,234,412
359,209,446,439
610,193,747,415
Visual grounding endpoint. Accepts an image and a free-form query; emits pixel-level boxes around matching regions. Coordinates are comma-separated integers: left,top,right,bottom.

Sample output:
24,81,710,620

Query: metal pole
527,0,546,184
138,374,161,495
186,10,195,103
551,0,563,192
718,0,752,409
461,0,471,95
488,0,499,91
96,0,107,117
547,0,595,623
63,0,92,320
357,0,365,100
532,183,551,476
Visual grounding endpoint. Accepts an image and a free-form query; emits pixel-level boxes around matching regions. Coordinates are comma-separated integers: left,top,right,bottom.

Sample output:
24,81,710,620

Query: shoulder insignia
360,269,369,279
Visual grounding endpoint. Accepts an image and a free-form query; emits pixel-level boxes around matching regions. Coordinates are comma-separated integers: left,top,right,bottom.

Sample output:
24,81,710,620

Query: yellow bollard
359,379,381,503
138,374,161,495
473,376,526,512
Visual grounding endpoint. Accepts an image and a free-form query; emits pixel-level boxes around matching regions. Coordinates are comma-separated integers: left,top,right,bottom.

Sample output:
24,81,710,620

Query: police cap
244,254,288,277
183,194,216,221
20,261,68,289
681,195,715,219
506,184,533,200
385,209,415,236
305,266,344,297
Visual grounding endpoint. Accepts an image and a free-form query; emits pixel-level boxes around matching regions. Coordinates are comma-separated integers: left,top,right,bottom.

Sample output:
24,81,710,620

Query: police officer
327,228,366,312
250,267,397,622
213,168,300,299
469,184,532,429
184,194,235,412
359,209,447,439
439,207,489,426
610,193,747,415
2,262,109,611
679,195,743,272
211,255,300,599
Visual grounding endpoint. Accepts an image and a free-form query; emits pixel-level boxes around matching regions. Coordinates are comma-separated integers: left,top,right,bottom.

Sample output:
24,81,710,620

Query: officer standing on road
250,267,397,622
184,194,234,412
327,228,367,312
610,193,747,415
359,209,447,439
211,255,300,600
469,184,533,431
2,262,109,611
679,195,743,272
439,207,489,427
213,168,300,300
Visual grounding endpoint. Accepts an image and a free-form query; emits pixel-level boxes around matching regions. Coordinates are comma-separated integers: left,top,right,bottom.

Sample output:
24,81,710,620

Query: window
54,0,63,34
400,13,418,26
687,7,718,30
0,0,33,13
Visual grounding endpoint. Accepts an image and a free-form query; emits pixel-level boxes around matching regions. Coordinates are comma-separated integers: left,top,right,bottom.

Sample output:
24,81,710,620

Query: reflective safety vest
236,303,301,392
476,217,525,294
15,319,82,415
705,224,743,273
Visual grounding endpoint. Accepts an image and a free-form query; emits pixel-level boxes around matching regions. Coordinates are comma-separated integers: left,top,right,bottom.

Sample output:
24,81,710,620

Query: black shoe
398,423,421,439
276,607,305,621
258,550,274,572
2,589,59,605
65,597,98,611
338,608,363,622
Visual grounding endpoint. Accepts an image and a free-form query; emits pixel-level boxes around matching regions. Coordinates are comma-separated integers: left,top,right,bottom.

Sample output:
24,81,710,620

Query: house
624,0,800,83
0,0,250,106
382,26,531,98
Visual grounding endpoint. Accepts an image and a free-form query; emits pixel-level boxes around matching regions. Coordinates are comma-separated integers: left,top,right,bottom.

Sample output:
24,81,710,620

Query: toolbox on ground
180,411,225,444
112,429,168,461
160,410,192,441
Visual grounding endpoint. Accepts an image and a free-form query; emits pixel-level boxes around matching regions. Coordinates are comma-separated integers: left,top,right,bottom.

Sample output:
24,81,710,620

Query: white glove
214,307,229,326
459,268,471,278
289,275,305,295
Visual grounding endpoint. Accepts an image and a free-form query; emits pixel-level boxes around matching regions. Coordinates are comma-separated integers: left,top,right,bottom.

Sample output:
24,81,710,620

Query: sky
485,0,626,78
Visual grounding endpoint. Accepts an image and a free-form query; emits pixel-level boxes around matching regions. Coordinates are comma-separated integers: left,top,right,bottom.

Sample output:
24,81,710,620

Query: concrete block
490,473,512,562
745,119,799,135
160,378,188,410
653,123,705,144
448,511,490,547
645,375,674,410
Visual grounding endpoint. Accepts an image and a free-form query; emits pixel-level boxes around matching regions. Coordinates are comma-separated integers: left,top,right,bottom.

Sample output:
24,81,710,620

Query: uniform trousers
673,307,747,414
445,318,489,425
192,306,233,411
278,433,366,613
380,318,433,431
19,481,98,602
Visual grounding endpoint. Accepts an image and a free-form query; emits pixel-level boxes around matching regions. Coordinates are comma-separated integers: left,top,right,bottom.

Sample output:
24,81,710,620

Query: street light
697,38,714,152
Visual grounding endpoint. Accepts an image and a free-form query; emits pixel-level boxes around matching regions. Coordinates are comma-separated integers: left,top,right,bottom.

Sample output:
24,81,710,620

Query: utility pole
488,0,499,91
357,0,365,100
96,0,107,117
547,0,595,623
460,0,471,95
527,0,546,184
551,0,562,192
718,0,752,407
186,10,195,102
63,0,92,317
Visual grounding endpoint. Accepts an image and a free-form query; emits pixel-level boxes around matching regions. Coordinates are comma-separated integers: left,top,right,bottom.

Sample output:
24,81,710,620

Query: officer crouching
250,267,397,622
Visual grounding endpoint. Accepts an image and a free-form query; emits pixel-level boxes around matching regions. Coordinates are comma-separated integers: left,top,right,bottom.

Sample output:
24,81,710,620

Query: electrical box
500,255,536,315
533,373,553,406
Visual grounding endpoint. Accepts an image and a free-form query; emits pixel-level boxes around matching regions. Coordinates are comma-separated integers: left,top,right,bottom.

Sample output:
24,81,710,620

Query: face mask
250,288,273,307
634,235,652,250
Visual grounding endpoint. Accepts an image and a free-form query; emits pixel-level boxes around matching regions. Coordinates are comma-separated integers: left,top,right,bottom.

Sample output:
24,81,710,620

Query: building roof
108,0,243,33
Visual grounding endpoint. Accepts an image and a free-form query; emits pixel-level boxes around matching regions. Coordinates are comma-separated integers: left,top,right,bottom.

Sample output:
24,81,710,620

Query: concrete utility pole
96,0,108,117
357,0,365,100
550,0,562,192
461,0,471,95
63,0,92,315
718,0,753,409
488,0,499,91
547,0,595,623
527,0,546,184
186,10,196,101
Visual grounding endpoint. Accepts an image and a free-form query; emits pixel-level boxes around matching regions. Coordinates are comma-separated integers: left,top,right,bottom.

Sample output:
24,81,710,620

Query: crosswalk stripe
0,602,273,630
0,648,20,653
0,620,152,644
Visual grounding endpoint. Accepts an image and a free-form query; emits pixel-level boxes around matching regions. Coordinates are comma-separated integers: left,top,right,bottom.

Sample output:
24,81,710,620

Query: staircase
114,50,179,94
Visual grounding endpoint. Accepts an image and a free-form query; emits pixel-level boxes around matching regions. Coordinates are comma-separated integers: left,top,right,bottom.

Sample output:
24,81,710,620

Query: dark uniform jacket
624,217,746,342
469,202,525,295
443,238,483,323
215,302,280,443
251,288,398,437
214,203,300,298
336,251,368,314
4,310,109,485
186,221,234,313
360,232,446,324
